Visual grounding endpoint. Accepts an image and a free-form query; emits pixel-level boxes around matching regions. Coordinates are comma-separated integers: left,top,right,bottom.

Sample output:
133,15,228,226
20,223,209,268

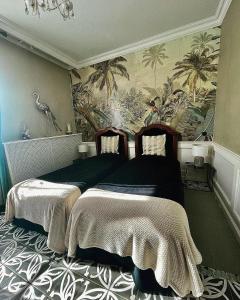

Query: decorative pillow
142,134,166,156
101,135,119,154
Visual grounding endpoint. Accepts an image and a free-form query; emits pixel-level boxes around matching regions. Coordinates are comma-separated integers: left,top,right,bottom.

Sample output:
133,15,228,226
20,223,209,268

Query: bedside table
181,162,215,191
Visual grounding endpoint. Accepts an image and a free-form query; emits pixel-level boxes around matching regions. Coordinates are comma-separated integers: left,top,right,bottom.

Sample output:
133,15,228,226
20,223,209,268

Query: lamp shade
192,144,209,157
78,144,88,153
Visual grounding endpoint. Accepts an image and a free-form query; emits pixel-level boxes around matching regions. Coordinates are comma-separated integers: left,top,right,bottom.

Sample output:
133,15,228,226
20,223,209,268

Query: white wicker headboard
4,133,82,185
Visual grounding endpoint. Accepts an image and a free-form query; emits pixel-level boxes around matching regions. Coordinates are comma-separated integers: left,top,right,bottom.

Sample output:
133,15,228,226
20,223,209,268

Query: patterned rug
0,214,239,300
183,180,211,192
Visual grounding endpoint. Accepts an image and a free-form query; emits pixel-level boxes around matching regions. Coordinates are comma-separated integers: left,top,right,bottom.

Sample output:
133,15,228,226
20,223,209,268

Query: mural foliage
71,28,220,141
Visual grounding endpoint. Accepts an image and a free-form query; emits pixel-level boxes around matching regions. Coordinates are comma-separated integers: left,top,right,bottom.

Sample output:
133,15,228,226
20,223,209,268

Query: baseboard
213,179,240,245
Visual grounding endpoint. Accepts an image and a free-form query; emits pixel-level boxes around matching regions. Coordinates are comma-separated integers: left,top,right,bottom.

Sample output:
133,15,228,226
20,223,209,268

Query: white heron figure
33,91,62,132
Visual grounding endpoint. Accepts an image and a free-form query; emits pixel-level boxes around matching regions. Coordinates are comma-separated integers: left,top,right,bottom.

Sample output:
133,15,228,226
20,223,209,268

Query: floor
0,189,239,299
185,190,240,275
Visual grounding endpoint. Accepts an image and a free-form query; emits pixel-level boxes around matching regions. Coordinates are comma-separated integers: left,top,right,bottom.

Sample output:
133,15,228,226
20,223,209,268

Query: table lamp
192,144,209,168
78,144,88,159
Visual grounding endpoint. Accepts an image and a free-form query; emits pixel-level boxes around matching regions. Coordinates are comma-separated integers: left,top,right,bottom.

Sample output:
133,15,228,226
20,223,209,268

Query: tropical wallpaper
70,27,221,141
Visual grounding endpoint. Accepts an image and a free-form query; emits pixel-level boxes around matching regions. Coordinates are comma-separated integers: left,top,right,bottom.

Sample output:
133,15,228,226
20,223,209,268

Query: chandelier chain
24,0,74,20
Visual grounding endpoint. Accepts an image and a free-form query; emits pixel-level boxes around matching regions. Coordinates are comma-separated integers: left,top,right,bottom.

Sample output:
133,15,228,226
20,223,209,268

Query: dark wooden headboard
95,127,128,159
135,124,181,160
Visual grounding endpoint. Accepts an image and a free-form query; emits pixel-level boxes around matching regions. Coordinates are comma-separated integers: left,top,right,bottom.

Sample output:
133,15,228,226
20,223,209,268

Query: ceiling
0,0,232,69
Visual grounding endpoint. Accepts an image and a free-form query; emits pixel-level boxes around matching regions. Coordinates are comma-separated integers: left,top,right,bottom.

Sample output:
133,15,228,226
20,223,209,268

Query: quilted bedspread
5,179,81,253
65,188,204,297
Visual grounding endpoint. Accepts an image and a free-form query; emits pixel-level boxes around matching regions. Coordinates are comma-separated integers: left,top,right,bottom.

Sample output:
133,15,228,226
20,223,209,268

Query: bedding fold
5,179,80,253
65,188,203,297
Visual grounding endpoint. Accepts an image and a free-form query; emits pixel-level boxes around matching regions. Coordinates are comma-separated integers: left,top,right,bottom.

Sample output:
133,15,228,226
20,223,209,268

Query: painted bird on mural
32,91,62,132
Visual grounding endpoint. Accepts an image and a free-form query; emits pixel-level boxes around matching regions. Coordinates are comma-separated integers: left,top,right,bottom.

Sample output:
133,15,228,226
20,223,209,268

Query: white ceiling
0,0,232,69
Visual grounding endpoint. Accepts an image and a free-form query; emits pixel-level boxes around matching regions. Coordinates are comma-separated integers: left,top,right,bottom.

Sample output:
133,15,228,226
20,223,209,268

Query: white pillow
142,134,166,156
101,135,119,154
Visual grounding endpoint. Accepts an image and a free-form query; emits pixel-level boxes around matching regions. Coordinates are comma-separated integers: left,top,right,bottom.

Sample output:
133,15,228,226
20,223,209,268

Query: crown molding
75,18,218,69
0,31,72,70
0,0,232,70
75,0,232,69
215,0,232,25
0,15,77,68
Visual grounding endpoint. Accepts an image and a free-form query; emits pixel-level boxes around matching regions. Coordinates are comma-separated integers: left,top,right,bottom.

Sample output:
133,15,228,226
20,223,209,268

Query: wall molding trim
75,0,232,69
84,140,213,161
0,15,75,69
213,142,240,166
0,0,232,69
215,0,232,24
75,16,218,68
212,142,240,243
213,179,240,244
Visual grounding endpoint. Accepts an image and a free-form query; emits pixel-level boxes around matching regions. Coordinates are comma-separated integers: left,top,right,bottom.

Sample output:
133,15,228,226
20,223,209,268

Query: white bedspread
5,179,81,253
65,188,204,297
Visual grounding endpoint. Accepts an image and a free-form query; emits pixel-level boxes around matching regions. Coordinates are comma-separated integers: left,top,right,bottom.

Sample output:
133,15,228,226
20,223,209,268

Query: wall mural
70,27,221,141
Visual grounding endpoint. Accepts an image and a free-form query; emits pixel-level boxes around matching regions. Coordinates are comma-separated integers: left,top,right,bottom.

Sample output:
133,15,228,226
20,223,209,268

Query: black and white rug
183,180,211,192
0,214,239,300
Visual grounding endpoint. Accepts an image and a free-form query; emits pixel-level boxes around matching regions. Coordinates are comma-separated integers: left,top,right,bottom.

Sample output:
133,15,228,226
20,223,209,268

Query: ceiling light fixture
24,0,74,20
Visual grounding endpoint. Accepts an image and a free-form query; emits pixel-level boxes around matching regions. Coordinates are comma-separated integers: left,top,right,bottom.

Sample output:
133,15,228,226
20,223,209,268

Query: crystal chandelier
24,0,74,20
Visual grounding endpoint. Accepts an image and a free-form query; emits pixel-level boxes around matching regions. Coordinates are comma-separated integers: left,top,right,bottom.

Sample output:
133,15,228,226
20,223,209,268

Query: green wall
214,0,240,154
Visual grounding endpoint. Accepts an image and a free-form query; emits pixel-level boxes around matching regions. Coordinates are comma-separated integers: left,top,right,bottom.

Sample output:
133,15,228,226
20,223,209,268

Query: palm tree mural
173,49,218,102
72,81,110,132
69,28,221,142
142,44,168,88
86,57,129,105
191,32,215,52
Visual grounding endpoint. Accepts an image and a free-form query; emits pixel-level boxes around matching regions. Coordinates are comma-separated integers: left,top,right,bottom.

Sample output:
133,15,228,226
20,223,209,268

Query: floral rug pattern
0,214,239,300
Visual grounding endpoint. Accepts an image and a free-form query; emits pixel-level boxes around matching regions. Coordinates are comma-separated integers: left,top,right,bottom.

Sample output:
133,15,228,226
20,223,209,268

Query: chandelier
24,0,74,20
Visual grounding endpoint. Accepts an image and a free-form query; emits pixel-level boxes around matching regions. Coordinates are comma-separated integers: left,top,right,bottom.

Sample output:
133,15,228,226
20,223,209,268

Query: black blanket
39,154,126,193
15,154,126,235
95,155,184,206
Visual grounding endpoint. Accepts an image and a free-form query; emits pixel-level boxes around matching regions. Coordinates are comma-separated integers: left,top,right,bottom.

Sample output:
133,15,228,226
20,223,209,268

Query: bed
95,124,183,204
39,127,128,192
5,127,128,251
65,124,203,297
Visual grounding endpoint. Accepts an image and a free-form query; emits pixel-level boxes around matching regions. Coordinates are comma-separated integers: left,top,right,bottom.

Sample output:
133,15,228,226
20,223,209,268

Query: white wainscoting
85,140,212,162
212,143,240,241
178,141,212,163
83,141,137,158
4,134,82,185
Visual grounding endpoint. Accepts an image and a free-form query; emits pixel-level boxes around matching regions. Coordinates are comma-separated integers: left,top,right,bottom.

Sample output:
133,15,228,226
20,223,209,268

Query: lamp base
79,152,88,159
193,156,204,168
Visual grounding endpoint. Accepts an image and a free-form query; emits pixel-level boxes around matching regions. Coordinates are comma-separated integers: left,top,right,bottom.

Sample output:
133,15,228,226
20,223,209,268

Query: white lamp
66,123,72,135
192,144,209,168
78,144,88,159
